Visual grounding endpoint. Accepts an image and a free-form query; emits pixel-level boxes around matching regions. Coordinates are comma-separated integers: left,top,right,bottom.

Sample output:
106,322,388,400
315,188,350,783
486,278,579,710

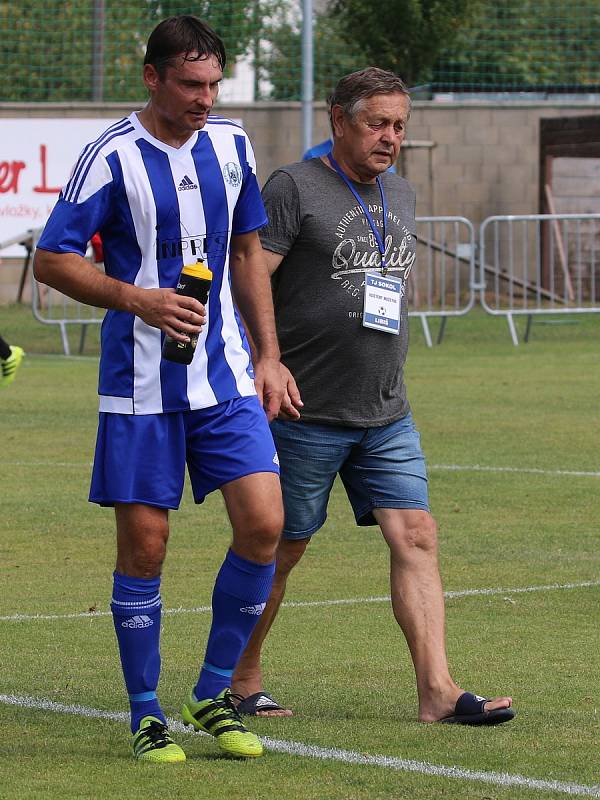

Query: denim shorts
89,396,279,509
270,411,429,539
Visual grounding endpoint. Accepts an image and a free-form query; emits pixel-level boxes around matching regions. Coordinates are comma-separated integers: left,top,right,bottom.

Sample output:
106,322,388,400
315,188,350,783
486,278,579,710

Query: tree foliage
259,9,364,101
2,0,600,102
102,1,262,102
434,0,600,89
0,0,266,102
0,0,93,101
329,0,480,87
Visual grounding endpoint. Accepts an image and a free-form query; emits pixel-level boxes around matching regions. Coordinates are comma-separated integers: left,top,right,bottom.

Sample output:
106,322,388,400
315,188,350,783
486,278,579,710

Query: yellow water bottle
162,261,212,365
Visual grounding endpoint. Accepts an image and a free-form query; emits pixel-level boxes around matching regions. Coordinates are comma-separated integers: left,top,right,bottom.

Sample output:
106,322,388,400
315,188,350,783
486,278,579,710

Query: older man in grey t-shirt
232,67,515,727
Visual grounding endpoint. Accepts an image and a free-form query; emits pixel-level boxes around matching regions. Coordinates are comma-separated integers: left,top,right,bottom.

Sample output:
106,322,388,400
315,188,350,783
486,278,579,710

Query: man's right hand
134,288,206,343
33,250,206,345
278,363,303,420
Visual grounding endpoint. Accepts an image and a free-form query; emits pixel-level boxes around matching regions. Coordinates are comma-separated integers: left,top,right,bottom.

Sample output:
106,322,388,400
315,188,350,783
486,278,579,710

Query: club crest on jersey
222,162,242,187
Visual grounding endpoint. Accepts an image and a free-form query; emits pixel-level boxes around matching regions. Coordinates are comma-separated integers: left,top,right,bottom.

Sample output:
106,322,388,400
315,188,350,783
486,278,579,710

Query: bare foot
231,683,293,717
253,703,293,718
419,690,513,723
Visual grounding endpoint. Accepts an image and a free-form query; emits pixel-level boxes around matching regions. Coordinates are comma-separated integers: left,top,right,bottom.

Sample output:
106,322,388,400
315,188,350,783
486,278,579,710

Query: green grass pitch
0,305,599,799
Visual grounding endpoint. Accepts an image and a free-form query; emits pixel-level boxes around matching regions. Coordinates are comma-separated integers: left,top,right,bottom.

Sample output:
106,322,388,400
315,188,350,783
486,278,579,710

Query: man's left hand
254,357,285,422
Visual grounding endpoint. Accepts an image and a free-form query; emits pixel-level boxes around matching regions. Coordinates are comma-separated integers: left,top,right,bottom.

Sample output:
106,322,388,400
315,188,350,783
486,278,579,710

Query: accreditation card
362,272,403,335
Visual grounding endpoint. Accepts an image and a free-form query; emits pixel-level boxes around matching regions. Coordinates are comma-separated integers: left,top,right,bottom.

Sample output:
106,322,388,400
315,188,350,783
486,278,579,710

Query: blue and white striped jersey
38,112,268,414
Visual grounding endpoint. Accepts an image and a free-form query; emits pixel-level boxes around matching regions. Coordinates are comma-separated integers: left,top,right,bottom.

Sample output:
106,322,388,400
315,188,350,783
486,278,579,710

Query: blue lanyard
327,153,388,274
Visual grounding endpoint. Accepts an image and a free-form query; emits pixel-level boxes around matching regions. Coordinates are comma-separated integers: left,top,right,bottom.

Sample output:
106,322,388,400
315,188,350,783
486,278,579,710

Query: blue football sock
194,549,275,701
111,571,164,733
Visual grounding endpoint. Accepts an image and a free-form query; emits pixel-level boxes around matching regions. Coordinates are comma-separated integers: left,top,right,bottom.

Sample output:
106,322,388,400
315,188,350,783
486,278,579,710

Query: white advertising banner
0,118,118,256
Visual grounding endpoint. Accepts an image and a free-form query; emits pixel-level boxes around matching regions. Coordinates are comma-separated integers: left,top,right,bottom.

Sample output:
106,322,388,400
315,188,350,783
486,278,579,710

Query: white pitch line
0,694,598,798
443,580,600,600
2,461,600,478
1,580,599,623
431,463,600,478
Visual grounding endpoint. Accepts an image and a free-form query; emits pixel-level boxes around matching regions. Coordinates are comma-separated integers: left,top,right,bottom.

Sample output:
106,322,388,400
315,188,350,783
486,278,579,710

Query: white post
301,0,314,154
91,0,105,102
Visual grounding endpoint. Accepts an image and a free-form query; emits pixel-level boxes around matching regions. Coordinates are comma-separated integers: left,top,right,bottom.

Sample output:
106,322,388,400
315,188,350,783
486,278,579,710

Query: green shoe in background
1,346,25,387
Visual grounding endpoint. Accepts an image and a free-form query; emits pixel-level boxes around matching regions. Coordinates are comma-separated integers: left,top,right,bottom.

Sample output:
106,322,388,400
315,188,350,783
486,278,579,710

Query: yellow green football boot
182,688,263,758
132,716,186,763
0,346,25,387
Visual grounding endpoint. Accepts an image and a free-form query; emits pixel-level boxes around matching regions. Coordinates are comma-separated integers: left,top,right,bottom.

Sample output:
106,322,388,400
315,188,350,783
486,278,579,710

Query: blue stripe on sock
111,571,164,732
201,662,234,678
193,550,275,701
128,691,158,702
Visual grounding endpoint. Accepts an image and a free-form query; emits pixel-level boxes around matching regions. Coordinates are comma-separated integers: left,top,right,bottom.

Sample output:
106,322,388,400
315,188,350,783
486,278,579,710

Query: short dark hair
144,15,226,78
328,67,410,126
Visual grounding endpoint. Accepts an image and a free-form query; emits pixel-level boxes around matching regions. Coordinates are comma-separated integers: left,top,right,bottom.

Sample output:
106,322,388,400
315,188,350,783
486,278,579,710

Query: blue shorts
89,396,279,509
270,412,429,539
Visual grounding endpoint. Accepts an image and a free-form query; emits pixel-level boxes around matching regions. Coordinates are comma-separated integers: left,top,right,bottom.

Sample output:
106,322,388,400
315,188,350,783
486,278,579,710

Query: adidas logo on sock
178,174,198,191
239,603,266,615
121,615,154,628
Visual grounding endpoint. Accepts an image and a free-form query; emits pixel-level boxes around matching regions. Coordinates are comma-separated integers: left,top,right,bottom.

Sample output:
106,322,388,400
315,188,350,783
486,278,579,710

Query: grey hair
328,67,411,128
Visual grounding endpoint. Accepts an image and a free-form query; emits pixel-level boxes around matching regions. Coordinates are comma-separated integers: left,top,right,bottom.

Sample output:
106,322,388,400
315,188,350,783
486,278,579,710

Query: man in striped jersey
34,16,283,764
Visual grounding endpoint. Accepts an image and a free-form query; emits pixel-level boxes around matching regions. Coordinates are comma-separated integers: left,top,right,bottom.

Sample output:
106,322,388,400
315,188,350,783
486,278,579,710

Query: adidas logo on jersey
121,615,154,628
178,175,198,191
239,603,266,615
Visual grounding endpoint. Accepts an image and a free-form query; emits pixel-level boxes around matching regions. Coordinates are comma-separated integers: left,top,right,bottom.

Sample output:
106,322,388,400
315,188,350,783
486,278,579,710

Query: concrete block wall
2,100,599,219
401,103,600,224
2,100,600,303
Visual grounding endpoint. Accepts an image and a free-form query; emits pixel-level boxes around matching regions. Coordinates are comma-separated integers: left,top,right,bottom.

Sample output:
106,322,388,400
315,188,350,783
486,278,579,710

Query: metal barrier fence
26,217,476,353
479,214,600,344
15,213,599,353
29,228,106,356
411,216,476,347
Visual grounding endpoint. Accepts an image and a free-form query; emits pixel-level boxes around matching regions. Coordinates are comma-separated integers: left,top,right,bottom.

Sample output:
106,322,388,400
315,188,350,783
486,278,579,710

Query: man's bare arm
33,249,205,342
231,238,303,420
263,249,284,276
229,231,283,420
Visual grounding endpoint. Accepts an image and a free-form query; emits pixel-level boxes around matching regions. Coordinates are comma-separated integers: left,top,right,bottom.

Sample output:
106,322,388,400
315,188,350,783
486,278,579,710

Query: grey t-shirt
260,158,417,427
